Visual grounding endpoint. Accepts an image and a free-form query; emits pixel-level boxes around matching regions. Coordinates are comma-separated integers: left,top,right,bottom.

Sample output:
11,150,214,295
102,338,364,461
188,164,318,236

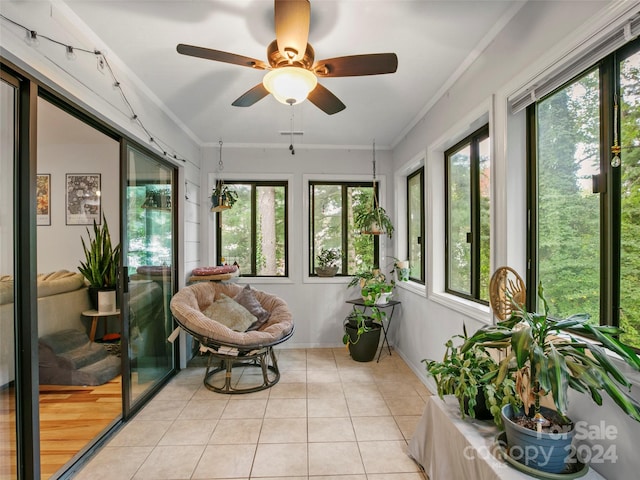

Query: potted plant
315,248,341,277
355,205,394,238
349,268,395,305
211,181,238,212
343,303,384,362
78,214,120,311
462,283,640,474
423,325,518,425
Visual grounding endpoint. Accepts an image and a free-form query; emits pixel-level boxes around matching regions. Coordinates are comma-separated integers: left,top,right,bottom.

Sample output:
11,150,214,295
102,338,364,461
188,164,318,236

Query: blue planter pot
501,404,575,474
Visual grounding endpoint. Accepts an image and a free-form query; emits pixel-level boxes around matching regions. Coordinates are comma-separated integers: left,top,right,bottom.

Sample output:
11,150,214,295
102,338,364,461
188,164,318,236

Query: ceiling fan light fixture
263,67,317,105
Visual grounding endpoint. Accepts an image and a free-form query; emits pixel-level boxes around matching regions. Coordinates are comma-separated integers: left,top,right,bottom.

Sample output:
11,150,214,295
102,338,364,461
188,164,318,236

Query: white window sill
235,277,295,285
395,280,427,297
429,290,492,325
304,276,353,285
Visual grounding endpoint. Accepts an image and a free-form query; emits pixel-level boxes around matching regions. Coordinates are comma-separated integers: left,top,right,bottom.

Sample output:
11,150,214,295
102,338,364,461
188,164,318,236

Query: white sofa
0,270,91,386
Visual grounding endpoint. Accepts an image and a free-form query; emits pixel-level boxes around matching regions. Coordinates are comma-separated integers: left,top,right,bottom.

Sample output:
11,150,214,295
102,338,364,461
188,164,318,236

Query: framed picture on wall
65,173,101,225
36,174,51,226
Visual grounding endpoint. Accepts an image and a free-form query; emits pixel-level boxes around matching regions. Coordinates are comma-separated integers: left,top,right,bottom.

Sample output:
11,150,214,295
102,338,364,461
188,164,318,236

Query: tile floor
74,347,431,480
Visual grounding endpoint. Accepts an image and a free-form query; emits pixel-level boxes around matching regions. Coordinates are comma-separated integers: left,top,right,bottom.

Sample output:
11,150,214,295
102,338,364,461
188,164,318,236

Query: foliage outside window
128,184,172,268
445,126,491,303
216,181,287,276
530,39,640,349
407,167,425,283
310,181,378,276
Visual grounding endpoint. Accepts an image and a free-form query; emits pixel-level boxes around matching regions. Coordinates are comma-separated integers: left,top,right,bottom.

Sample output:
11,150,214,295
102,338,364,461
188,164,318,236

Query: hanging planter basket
211,192,235,212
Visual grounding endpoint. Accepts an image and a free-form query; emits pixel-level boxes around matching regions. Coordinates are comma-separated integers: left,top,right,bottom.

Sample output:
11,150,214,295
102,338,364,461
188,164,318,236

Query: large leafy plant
462,283,640,424
79,215,121,289
424,326,518,426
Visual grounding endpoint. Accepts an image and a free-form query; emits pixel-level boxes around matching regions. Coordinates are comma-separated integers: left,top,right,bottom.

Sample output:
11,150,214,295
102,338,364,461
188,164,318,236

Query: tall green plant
462,283,640,424
79,215,121,288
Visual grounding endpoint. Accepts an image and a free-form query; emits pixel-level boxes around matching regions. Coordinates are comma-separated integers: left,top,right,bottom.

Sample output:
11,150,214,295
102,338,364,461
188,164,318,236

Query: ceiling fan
176,0,398,115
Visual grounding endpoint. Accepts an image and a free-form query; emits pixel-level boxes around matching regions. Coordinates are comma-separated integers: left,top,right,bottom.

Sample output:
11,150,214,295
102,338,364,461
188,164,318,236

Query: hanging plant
211,140,238,212
355,140,394,238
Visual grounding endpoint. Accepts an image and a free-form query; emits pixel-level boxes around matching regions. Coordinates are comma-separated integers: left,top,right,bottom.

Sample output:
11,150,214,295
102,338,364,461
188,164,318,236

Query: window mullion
250,183,257,275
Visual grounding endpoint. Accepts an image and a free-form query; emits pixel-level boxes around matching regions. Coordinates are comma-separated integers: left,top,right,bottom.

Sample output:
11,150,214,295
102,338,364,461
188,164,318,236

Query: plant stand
346,298,400,362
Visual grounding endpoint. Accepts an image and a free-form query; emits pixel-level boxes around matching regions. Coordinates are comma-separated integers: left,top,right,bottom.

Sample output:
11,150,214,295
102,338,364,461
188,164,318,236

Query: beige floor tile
351,415,404,441
259,417,307,443
395,415,423,440
268,381,307,398
346,396,390,417
308,417,355,442
308,397,349,417
306,381,344,398
158,418,216,445
192,444,256,479
220,398,267,419
308,442,365,476
251,443,308,477
208,418,262,444
307,370,341,383
277,369,307,382
265,397,307,418
73,446,153,480
358,440,421,474
109,420,173,447
133,444,205,479
342,382,381,398
134,399,186,421
310,476,367,480
377,381,423,398
338,368,376,383
385,395,427,416
152,382,200,402
177,398,228,420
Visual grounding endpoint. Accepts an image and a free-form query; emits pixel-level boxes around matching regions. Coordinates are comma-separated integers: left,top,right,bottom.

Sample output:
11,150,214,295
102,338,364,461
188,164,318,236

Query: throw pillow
202,293,256,332
234,284,271,331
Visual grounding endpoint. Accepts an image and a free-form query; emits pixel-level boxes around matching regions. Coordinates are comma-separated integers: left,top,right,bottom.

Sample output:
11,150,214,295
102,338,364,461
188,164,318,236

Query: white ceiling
60,0,522,149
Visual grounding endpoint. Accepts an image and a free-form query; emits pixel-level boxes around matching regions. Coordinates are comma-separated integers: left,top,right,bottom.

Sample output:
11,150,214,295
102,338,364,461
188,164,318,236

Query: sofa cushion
0,275,13,305
37,270,85,298
234,284,271,331
202,293,256,332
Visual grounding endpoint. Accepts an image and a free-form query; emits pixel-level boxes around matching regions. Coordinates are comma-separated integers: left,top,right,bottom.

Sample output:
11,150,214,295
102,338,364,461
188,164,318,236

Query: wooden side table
82,309,121,342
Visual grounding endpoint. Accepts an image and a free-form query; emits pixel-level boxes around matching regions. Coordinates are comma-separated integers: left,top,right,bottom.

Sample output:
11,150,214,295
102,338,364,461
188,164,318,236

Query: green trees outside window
310,182,377,276
407,167,425,283
531,39,640,349
445,126,491,303
216,181,287,276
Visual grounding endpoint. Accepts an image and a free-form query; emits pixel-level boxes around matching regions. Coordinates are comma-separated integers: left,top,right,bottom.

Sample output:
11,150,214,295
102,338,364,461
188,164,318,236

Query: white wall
390,2,640,479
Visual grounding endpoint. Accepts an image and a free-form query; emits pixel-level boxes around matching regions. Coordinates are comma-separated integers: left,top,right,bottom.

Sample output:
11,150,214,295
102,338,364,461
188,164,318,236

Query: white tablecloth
407,395,605,480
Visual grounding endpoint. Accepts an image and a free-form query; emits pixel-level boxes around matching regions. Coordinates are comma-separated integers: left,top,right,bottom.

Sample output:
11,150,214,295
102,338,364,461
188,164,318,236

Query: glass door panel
0,73,18,480
124,144,175,405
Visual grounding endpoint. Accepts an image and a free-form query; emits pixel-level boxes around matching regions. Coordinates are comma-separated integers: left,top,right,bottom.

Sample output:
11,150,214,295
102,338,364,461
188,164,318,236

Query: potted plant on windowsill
461,283,640,474
424,325,518,426
315,248,341,277
348,268,395,305
78,214,120,312
211,181,238,212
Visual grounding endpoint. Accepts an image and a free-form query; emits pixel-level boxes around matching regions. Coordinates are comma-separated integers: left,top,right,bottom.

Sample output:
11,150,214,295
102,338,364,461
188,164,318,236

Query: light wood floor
1,376,122,480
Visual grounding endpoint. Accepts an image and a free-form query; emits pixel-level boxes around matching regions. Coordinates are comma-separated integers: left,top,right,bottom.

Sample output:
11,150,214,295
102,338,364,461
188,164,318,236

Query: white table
407,395,605,480
82,309,120,342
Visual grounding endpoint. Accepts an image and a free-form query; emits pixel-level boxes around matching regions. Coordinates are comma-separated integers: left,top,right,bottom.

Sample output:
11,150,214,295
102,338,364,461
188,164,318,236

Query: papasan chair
170,282,294,394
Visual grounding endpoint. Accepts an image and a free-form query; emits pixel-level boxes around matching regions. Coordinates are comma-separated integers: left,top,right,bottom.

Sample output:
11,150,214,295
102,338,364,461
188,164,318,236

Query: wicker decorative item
489,266,526,321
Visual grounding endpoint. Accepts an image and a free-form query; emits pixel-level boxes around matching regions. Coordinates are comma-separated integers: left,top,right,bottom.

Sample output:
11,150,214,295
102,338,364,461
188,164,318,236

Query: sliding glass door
0,71,18,480
123,144,176,407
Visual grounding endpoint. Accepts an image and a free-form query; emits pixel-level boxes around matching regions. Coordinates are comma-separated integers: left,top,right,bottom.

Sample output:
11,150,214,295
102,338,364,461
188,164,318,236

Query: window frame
215,179,289,278
527,36,640,350
444,124,490,304
308,179,380,277
406,166,425,284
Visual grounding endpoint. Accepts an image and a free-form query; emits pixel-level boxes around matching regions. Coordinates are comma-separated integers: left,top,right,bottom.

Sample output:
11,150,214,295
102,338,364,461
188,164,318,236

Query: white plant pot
395,260,410,282
98,290,116,313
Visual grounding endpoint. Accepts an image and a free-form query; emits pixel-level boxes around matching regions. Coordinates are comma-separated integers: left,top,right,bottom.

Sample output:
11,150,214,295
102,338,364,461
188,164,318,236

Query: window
529,38,640,349
407,167,425,283
445,125,490,303
310,181,379,276
216,181,288,276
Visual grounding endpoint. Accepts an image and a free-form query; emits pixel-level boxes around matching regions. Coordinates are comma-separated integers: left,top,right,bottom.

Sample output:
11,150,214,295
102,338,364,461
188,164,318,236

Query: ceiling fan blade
232,83,270,107
314,53,398,77
307,83,346,115
177,44,268,70
274,0,310,63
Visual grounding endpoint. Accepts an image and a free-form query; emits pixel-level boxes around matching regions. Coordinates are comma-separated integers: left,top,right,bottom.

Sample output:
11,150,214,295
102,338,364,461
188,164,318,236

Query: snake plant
78,215,121,289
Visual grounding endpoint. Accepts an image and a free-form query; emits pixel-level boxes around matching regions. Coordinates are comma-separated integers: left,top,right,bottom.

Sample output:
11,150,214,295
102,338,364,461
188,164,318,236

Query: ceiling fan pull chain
289,105,295,155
